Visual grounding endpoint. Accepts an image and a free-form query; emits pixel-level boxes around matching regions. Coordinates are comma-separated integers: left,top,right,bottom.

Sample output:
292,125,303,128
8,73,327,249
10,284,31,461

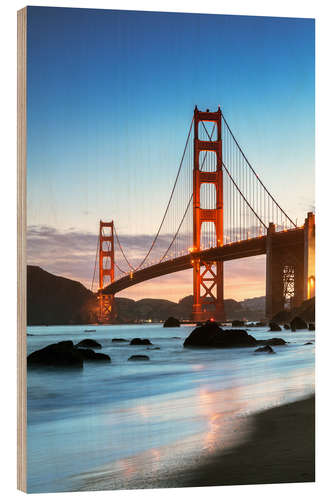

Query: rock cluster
183,321,286,350
27,340,110,369
183,321,257,348
231,320,245,327
269,322,282,332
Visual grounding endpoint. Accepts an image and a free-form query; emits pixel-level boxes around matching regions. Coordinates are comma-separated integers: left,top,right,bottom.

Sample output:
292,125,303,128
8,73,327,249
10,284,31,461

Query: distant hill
27,266,96,325
27,266,267,325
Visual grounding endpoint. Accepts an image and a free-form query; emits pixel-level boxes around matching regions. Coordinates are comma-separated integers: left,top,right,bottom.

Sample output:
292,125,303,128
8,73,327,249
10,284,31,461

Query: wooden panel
17,6,27,493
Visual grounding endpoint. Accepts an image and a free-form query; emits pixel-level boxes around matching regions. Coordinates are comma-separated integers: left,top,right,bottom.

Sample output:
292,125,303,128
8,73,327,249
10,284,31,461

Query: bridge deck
104,229,304,295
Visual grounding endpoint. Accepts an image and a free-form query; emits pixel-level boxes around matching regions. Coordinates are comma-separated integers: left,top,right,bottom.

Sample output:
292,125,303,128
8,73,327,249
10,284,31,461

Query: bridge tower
98,220,116,323
192,106,226,322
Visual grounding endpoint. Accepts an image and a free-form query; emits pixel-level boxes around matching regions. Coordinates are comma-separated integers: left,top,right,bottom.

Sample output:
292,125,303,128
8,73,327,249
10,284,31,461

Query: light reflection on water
26,324,315,493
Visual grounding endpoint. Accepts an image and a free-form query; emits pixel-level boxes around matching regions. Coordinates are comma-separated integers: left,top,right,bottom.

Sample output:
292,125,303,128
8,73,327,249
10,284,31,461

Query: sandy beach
77,394,315,491
167,394,315,488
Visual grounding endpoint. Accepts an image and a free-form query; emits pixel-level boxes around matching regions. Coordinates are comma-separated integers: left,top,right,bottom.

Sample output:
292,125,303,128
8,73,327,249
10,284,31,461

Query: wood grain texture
17,6,27,493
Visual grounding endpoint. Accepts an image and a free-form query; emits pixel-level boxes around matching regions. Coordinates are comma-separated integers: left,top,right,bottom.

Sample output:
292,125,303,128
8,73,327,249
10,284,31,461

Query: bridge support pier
265,212,315,320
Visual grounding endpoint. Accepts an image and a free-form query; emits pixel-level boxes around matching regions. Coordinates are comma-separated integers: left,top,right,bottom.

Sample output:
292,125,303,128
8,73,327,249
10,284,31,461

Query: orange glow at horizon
114,255,266,303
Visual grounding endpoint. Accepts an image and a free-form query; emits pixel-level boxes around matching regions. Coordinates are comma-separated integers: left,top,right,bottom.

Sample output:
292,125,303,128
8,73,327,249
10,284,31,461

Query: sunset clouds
27,225,266,302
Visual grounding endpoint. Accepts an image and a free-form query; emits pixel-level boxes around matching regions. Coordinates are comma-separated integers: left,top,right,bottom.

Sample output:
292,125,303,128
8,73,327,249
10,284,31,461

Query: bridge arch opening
199,150,217,172
103,256,111,269
200,183,216,209
102,241,112,251
200,221,217,250
198,121,217,142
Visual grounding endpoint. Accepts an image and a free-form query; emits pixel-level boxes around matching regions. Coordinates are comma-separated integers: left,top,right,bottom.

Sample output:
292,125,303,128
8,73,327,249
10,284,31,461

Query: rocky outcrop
76,338,101,349
130,338,152,345
232,320,245,327
256,338,286,346
27,340,110,368
112,338,128,342
269,322,282,332
183,322,257,348
77,348,110,362
290,316,308,331
163,317,180,327
308,323,315,331
28,341,83,368
255,345,275,354
128,355,150,361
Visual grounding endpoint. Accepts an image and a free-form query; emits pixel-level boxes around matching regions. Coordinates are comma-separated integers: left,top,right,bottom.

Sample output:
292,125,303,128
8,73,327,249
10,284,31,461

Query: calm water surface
27,324,315,492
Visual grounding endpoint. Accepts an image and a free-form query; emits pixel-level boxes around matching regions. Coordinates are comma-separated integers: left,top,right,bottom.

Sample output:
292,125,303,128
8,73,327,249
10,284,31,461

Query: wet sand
165,394,315,488
78,395,315,491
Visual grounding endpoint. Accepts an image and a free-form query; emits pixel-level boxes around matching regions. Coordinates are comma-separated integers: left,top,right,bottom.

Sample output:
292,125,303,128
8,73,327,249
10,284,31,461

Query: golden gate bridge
91,107,315,323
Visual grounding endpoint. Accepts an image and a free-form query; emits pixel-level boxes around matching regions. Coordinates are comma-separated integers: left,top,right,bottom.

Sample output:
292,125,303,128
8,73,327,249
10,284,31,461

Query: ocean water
26,324,315,493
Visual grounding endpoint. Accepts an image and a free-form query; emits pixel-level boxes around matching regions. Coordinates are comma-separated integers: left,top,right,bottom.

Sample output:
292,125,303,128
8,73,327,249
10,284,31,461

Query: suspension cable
158,194,193,263
115,262,128,275
159,122,217,261
112,116,194,272
90,234,99,292
222,114,296,227
222,161,267,229
114,224,135,271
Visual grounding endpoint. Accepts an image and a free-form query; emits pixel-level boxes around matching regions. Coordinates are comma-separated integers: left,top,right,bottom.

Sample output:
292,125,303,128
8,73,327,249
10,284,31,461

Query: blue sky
26,7,315,300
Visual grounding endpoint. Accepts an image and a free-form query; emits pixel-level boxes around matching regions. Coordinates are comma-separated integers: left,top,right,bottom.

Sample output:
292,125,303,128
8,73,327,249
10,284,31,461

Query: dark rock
308,323,315,331
84,329,96,333
128,355,150,361
76,348,111,362
130,338,152,345
269,322,282,332
255,345,275,354
255,322,267,327
290,316,308,330
232,320,245,327
284,324,290,330
76,338,101,349
112,338,128,342
256,338,287,346
27,341,83,369
163,316,180,328
304,342,313,345
27,340,111,368
183,321,257,348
